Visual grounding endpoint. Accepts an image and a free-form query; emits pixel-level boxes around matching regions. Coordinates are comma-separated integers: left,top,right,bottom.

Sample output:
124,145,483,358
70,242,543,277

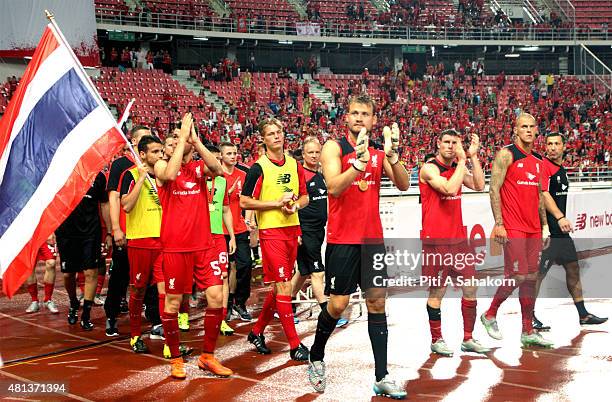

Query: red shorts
422,241,478,282
128,247,163,288
503,229,542,277
260,237,298,283
36,243,56,262
212,234,228,274
193,246,223,291
162,248,222,294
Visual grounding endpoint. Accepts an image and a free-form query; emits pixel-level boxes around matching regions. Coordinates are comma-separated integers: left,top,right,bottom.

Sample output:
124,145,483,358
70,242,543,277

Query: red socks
461,298,477,341
202,308,223,353
159,293,166,317
276,294,300,349
519,280,536,334
96,273,105,295
486,283,518,319
43,282,54,302
27,283,38,302
162,312,180,358
129,291,145,338
77,272,85,294
252,290,276,335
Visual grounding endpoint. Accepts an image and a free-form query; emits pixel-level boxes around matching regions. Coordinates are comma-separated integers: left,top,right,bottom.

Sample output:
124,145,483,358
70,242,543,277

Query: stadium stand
140,0,215,19
305,0,379,23
4,64,609,172
94,67,211,135
94,0,130,17
575,0,612,29
228,0,300,20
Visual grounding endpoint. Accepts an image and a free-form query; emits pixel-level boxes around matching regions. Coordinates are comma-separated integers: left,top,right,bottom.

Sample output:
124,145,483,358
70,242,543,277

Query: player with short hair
154,113,230,379
481,113,554,348
205,144,237,336
419,129,489,356
56,172,112,330
105,126,162,337
240,117,310,361
307,94,410,398
248,142,267,266
119,135,166,353
163,130,178,161
290,137,328,319
219,141,253,322
533,133,607,329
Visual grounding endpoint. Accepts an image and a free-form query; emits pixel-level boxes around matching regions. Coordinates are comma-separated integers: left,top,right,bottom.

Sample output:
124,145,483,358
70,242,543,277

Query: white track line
48,359,98,366
0,312,318,397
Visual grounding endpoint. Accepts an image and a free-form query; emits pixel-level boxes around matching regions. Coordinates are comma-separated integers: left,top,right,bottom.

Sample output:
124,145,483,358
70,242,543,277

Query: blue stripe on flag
0,69,98,237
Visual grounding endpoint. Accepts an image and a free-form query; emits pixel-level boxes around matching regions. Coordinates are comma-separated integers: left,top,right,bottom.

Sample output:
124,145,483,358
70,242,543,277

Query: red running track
1,266,611,401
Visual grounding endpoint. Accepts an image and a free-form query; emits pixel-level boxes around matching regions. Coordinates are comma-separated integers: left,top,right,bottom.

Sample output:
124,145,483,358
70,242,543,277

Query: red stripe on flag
1,127,124,297
0,27,59,157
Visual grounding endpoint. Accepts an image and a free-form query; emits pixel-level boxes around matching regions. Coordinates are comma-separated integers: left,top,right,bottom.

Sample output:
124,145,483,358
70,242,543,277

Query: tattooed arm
489,148,512,243
539,183,551,248
538,185,547,227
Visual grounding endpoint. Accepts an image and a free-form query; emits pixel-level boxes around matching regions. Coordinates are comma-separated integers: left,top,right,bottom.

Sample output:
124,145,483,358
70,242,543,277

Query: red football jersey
222,167,248,235
500,144,543,233
419,158,466,242
327,135,385,244
158,160,213,252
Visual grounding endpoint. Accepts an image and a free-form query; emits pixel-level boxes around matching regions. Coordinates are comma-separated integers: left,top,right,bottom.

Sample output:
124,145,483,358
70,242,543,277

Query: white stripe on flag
0,45,74,186
0,106,115,273
49,25,117,124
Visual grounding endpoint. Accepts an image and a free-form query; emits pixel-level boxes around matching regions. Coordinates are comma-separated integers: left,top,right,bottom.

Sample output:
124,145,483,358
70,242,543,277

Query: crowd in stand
3,62,611,173
181,59,612,173
95,0,609,34
100,47,173,73
0,76,20,114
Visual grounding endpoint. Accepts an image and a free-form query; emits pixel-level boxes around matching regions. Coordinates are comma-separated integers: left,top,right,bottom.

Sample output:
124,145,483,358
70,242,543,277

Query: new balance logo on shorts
169,278,175,289
136,273,141,282
330,277,335,290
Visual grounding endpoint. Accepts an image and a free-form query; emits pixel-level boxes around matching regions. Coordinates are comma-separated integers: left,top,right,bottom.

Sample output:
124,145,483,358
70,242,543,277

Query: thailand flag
0,23,125,297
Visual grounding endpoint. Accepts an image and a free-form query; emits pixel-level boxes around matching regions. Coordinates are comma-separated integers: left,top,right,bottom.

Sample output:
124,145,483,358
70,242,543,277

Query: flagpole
45,11,124,132
115,99,159,194
44,11,158,194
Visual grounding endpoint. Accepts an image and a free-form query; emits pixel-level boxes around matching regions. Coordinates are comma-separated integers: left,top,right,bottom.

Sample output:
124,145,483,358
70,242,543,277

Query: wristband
352,160,366,172
557,215,565,221
386,153,399,165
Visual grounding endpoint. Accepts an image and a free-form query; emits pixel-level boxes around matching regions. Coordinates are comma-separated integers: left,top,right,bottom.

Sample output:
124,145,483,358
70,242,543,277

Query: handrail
578,43,612,91
94,9,611,42
551,0,575,26
580,44,612,75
